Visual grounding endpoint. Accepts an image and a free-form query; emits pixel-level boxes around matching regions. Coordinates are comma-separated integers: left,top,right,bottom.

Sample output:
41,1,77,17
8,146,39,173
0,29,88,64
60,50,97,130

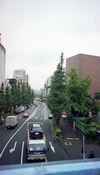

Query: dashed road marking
9,141,17,153
49,141,55,153
64,137,79,141
64,141,72,146
21,141,24,165
0,107,38,159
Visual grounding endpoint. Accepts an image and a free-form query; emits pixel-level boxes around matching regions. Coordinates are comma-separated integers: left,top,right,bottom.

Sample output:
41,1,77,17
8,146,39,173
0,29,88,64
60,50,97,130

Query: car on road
29,128,44,140
48,114,53,119
23,112,29,118
5,115,18,128
29,123,46,140
28,122,41,131
15,106,25,114
33,123,41,128
27,122,47,161
27,139,47,161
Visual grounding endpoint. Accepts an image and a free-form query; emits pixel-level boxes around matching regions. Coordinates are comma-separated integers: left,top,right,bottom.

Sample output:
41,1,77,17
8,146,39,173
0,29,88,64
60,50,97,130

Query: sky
0,0,100,90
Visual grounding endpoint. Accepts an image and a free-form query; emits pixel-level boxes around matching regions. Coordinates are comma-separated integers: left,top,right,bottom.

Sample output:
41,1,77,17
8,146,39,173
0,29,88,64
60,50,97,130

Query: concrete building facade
66,54,100,96
0,43,6,86
13,69,28,84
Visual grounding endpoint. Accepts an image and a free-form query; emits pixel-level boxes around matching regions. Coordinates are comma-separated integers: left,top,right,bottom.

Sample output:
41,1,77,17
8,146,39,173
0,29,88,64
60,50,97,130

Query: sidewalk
59,118,100,159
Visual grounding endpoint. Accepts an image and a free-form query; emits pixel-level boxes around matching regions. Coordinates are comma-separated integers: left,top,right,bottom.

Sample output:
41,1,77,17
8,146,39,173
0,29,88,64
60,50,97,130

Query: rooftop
68,53,100,59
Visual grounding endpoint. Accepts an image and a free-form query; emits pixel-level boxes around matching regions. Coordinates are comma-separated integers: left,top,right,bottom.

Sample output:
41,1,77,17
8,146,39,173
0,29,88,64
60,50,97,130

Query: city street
0,103,73,165
1,102,100,166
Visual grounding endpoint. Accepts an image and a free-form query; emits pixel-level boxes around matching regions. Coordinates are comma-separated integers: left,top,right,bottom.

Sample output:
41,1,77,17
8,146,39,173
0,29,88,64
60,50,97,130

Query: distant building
0,43,6,86
44,77,52,97
4,79,17,89
66,54,100,96
13,69,28,84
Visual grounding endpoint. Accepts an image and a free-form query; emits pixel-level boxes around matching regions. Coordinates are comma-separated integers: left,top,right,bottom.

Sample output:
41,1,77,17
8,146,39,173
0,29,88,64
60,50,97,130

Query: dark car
29,127,44,140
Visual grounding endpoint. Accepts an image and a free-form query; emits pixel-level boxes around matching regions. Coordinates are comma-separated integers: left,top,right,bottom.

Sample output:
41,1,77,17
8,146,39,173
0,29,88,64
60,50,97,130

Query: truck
27,122,48,161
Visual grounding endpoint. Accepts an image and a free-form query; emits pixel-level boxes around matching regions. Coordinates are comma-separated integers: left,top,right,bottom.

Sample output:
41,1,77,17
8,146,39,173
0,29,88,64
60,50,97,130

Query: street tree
0,81,34,117
19,82,34,106
65,69,92,117
47,53,66,125
5,85,12,113
0,83,5,120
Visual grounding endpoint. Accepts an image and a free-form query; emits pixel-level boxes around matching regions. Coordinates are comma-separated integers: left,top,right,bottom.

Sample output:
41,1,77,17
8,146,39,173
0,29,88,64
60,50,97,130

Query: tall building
13,69,28,84
0,42,6,86
66,54,100,96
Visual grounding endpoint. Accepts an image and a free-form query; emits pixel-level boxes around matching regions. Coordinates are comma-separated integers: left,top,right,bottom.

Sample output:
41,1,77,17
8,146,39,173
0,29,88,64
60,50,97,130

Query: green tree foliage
20,83,34,106
65,69,92,116
0,82,34,116
47,54,66,125
0,83,5,114
5,86,12,113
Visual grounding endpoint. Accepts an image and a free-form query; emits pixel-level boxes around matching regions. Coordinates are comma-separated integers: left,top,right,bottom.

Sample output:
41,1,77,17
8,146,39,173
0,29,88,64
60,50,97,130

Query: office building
13,69,28,84
66,54,100,96
0,42,6,86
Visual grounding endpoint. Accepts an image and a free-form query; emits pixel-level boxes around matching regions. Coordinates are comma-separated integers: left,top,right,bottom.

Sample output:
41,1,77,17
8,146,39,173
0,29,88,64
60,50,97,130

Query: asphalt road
0,102,72,166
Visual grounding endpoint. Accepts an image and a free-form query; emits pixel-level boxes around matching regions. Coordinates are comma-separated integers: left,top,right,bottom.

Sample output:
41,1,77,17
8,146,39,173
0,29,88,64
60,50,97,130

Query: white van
5,115,18,128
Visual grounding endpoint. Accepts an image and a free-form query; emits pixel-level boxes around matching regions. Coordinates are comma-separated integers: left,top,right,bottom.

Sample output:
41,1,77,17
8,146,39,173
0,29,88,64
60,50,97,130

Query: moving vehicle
23,112,29,118
27,139,47,161
5,115,18,128
48,114,53,119
15,106,25,114
28,123,46,140
27,122,47,161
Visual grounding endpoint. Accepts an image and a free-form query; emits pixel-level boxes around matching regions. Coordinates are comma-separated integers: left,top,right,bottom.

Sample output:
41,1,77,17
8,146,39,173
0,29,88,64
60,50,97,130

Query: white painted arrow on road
49,141,55,153
0,107,38,159
9,141,17,153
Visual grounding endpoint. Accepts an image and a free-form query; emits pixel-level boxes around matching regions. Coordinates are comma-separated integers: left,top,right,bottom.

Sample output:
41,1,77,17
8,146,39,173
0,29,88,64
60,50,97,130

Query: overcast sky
0,0,100,90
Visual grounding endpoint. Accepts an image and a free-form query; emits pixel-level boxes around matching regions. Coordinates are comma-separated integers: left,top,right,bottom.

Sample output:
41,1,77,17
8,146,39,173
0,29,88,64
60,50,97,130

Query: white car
23,112,29,118
32,123,41,128
5,115,18,128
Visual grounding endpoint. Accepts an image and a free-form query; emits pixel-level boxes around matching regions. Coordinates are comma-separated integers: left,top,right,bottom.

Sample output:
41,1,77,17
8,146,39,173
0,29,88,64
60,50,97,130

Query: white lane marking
49,141,55,153
64,141,72,146
66,137,79,140
0,107,38,159
21,141,24,165
9,141,17,153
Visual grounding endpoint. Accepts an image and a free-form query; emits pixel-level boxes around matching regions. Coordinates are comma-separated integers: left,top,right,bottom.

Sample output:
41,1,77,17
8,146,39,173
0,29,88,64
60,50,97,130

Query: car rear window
29,131,43,140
